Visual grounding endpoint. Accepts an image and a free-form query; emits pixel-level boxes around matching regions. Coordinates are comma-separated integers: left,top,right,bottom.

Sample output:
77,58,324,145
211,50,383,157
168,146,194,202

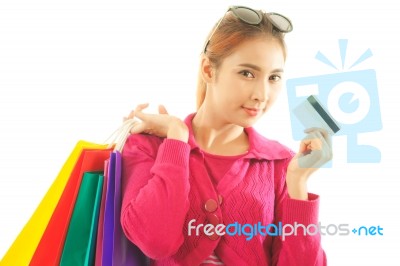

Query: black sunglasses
203,6,293,53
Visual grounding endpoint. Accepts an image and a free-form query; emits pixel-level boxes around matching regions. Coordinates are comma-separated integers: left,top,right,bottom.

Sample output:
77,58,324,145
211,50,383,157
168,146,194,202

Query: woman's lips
242,107,260,117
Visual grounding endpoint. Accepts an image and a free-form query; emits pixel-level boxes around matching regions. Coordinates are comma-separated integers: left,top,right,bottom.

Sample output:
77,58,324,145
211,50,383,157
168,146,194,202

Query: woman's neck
192,106,249,156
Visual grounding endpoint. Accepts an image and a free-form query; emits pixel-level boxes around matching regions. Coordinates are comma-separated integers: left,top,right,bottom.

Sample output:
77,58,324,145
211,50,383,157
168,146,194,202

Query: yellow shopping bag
0,141,108,266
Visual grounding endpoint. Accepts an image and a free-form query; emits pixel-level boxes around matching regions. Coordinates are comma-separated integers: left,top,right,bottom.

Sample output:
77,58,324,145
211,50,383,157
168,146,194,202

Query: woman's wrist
167,119,189,143
286,173,308,200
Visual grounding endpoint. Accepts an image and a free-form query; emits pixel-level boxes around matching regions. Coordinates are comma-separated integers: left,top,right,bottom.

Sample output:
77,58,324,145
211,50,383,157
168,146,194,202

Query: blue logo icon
286,39,382,164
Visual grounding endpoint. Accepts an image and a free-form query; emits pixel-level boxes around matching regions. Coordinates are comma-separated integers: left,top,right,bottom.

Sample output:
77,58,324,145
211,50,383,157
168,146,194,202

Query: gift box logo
286,39,382,164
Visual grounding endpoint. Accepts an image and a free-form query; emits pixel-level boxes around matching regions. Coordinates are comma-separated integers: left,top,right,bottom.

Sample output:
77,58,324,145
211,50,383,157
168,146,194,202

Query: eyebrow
238,63,284,73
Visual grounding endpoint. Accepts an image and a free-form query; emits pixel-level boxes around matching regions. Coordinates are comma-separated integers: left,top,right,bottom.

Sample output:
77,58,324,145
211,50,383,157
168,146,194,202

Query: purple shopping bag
102,151,149,266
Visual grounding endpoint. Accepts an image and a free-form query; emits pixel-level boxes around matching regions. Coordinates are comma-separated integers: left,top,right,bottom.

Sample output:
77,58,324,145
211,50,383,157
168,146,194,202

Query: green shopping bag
60,171,104,266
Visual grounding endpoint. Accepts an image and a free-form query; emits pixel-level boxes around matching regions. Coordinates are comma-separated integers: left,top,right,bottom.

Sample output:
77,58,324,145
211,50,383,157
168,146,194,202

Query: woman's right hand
124,103,189,143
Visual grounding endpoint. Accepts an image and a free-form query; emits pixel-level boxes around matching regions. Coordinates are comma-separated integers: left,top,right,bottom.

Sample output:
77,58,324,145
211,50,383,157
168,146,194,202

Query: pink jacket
121,113,327,265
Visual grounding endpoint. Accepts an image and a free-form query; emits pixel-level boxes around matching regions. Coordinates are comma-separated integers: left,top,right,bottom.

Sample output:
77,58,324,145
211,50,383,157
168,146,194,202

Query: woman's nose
251,81,269,102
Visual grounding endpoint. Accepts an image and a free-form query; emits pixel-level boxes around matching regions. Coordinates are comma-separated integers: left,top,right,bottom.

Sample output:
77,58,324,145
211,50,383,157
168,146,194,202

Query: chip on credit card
292,95,341,135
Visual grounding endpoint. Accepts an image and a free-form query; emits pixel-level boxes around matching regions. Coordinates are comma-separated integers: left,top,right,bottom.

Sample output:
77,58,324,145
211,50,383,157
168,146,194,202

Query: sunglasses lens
268,13,293,32
234,7,262,24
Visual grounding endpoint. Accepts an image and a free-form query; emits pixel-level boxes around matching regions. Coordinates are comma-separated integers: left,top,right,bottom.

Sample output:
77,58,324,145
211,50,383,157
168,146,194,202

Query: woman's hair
196,10,288,110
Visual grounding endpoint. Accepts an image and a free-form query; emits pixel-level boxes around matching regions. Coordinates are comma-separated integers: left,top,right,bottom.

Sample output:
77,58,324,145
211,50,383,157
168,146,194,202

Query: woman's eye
269,74,281,82
239,70,255,78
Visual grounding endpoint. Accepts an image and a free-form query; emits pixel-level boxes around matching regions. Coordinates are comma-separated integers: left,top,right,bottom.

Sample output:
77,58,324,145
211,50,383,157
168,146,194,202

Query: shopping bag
94,159,110,266
29,148,112,265
0,141,106,266
102,152,117,265
112,151,148,266
60,171,104,266
102,120,149,266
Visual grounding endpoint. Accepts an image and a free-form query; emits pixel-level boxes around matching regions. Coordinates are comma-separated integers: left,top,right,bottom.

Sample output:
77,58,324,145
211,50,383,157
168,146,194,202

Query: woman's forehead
221,38,285,71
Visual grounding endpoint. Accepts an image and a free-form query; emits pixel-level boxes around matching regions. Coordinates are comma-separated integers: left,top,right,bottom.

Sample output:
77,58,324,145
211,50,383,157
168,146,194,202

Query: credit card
292,95,341,135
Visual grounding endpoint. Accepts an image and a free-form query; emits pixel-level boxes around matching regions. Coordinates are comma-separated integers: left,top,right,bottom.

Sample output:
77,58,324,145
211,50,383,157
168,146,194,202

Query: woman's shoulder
123,133,164,156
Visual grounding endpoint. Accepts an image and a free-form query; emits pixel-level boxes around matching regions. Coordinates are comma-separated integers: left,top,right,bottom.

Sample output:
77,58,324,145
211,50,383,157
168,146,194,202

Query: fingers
128,110,135,119
305,127,332,148
127,103,170,136
129,122,147,134
129,103,168,135
158,104,168,114
134,103,150,121
134,103,169,121
123,110,135,122
299,132,321,154
135,103,149,111
303,128,331,152
298,128,333,168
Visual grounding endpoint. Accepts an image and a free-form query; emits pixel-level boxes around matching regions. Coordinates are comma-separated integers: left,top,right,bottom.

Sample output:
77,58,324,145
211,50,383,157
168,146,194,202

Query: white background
1,0,399,265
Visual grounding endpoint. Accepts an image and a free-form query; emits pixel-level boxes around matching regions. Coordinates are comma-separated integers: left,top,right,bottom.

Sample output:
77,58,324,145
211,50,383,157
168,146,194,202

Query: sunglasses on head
203,6,293,53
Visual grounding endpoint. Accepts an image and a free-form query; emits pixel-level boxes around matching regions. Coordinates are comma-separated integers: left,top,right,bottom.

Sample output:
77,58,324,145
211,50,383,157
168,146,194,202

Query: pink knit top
121,113,327,265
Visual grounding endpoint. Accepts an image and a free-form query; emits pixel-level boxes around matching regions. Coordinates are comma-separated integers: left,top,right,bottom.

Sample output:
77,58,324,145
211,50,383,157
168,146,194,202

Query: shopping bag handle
104,119,138,152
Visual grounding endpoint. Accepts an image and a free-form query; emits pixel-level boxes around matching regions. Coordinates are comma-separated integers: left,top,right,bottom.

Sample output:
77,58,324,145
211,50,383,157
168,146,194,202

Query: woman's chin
236,117,260,128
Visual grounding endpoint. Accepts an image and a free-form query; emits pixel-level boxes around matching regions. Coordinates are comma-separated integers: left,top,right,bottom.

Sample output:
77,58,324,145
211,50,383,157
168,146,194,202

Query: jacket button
204,199,217,212
202,222,220,241
207,213,220,225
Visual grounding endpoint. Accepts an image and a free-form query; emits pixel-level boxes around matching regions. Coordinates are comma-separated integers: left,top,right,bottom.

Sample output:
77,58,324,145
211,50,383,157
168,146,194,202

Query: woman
121,5,330,265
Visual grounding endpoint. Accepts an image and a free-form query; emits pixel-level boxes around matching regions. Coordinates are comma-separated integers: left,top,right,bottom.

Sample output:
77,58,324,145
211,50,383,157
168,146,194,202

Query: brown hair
196,10,288,110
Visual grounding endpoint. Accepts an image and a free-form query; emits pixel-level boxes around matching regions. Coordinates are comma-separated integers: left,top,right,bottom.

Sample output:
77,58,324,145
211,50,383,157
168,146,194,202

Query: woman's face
207,37,285,128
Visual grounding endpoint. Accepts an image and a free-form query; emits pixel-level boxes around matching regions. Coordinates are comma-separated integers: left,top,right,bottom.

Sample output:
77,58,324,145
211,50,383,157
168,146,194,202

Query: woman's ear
200,56,214,83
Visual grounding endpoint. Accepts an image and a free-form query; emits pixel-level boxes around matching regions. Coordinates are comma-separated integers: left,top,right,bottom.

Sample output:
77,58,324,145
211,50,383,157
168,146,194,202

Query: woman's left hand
286,127,333,200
